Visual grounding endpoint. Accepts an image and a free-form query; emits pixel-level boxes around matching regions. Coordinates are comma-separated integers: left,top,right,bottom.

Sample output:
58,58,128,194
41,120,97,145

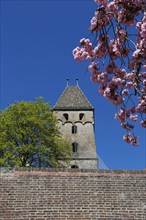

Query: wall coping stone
0,167,146,178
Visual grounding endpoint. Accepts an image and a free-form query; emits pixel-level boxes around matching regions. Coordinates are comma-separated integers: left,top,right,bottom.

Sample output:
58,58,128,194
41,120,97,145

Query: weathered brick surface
0,168,146,220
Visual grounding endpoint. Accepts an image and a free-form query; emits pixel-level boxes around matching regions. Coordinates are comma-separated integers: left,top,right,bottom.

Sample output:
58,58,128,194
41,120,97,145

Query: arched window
63,113,68,121
79,113,84,120
72,142,78,153
71,165,78,168
72,125,77,134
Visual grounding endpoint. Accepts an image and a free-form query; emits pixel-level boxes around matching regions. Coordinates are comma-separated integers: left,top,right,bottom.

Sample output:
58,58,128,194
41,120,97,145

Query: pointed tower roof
53,85,93,110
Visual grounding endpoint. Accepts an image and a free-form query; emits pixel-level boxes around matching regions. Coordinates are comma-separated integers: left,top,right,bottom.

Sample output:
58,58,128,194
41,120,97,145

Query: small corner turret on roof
53,80,93,110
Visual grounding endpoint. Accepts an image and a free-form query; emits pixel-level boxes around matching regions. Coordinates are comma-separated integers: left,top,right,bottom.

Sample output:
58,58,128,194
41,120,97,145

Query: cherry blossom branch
73,0,146,145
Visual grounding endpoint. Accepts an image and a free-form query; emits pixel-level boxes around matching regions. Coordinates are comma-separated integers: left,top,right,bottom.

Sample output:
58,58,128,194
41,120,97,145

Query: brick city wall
0,168,146,220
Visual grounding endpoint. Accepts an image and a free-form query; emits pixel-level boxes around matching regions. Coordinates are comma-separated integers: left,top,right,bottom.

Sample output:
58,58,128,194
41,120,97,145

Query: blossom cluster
73,0,146,146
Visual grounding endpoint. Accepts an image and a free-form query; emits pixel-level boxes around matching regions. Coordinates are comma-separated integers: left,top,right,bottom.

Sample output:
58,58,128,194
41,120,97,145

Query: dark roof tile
53,86,93,110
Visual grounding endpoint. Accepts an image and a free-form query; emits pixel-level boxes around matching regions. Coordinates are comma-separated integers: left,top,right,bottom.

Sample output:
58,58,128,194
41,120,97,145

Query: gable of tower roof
53,86,93,110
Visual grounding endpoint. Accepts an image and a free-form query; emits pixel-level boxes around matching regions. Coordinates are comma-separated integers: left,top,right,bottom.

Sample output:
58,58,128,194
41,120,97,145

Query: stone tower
53,80,98,169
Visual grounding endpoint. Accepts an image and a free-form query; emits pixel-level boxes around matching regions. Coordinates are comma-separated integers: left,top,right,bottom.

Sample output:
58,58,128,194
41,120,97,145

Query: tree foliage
73,0,146,146
0,97,71,167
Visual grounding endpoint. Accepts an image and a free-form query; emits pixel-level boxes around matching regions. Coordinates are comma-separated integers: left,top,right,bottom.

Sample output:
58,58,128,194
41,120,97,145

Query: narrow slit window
79,113,84,120
72,125,77,134
63,113,68,121
71,165,78,168
72,142,78,153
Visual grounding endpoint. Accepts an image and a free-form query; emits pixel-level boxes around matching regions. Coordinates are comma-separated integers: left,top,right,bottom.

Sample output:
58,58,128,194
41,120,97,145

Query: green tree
0,97,71,167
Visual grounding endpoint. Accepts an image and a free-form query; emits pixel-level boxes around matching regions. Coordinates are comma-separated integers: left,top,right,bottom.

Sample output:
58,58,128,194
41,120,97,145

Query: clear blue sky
1,0,146,170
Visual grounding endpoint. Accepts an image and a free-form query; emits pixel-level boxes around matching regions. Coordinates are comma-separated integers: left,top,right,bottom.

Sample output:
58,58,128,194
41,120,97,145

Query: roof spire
66,78,69,87
76,78,79,86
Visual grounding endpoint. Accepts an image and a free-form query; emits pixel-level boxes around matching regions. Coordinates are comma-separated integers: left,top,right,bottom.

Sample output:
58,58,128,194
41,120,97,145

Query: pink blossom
136,22,141,30
130,137,139,146
133,49,141,58
106,2,118,17
106,62,116,73
86,55,93,60
94,44,106,58
140,72,146,78
122,89,129,96
88,62,99,74
125,72,136,81
126,82,133,88
115,108,128,122
109,95,124,106
121,122,134,131
115,109,126,122
104,87,111,97
123,133,132,143
98,87,104,95
129,106,136,114
90,7,110,32
121,48,130,57
129,57,139,71
90,16,97,29
117,28,127,39
114,68,126,78
129,114,138,122
91,74,99,83
94,0,108,5
112,77,122,86
143,79,146,86
140,119,146,128
108,39,129,59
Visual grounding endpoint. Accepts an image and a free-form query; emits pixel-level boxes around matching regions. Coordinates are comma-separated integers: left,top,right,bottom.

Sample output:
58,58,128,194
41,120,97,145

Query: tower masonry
53,82,98,169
